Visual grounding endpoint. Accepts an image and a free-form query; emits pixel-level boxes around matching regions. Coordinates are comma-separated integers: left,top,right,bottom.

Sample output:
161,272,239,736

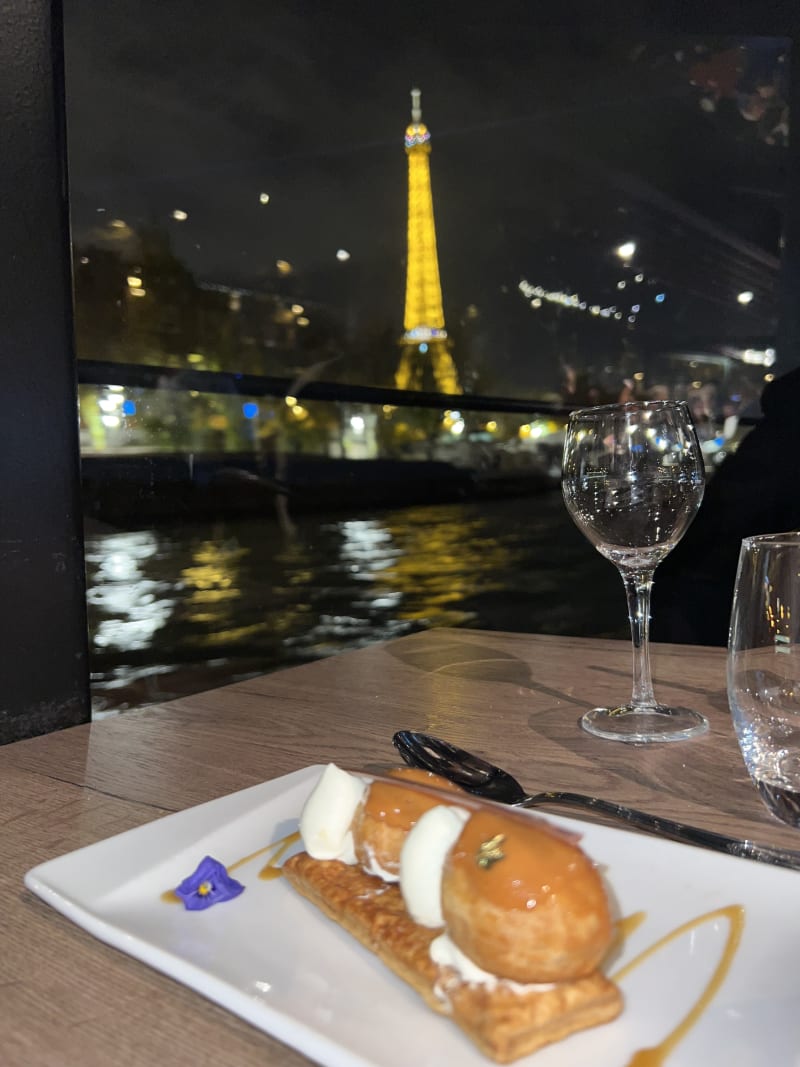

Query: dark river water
84,489,627,716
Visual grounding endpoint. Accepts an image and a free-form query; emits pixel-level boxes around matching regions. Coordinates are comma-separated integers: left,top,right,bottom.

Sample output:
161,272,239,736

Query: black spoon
392,729,800,872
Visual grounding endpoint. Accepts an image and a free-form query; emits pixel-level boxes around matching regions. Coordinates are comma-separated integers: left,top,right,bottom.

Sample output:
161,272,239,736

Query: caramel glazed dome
352,766,463,878
440,808,612,984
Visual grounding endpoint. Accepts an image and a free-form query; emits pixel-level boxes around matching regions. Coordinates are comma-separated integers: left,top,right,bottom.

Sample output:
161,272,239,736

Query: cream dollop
430,934,555,993
400,804,470,927
299,763,367,863
361,843,400,883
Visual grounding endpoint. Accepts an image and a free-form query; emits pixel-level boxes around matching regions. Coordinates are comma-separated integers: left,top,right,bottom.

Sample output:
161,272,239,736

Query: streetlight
737,290,754,305
616,241,636,260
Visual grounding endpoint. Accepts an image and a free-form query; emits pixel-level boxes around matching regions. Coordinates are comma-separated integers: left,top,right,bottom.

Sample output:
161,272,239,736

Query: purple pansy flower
174,855,245,911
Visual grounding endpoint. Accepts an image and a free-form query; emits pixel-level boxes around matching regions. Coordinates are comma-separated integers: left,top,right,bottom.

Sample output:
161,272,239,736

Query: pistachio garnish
476,833,506,869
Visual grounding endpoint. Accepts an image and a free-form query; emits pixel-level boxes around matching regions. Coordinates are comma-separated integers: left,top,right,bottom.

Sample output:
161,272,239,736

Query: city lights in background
520,274,669,326
276,259,292,274
96,386,138,429
126,266,144,296
259,192,270,204
242,402,259,420
442,409,465,435
290,304,304,314
519,280,616,318
616,241,636,260
171,209,188,221
737,290,754,305
741,347,776,366
336,249,351,262
518,418,560,441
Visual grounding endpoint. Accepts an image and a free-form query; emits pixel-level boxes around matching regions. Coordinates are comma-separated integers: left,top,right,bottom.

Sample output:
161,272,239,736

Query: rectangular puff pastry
283,852,622,1063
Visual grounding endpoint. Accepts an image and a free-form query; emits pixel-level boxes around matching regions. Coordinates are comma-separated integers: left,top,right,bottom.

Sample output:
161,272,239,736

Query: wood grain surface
2,630,798,1066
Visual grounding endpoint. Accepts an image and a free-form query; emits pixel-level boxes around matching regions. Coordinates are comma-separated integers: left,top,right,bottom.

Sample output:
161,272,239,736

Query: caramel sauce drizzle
613,904,745,1066
603,910,647,965
228,830,301,879
161,830,301,901
616,911,648,940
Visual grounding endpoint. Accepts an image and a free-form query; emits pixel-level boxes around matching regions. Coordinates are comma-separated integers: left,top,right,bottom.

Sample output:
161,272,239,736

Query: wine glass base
580,704,709,744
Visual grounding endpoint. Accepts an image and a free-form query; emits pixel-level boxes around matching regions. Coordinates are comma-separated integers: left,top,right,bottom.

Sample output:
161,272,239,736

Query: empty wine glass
562,400,707,742
728,532,800,825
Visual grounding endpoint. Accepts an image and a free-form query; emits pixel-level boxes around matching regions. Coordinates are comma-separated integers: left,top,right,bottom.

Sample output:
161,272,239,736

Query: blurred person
686,388,714,442
648,384,671,401
651,366,800,646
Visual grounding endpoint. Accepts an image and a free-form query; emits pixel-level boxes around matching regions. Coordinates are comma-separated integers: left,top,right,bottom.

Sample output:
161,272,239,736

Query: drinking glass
562,400,707,742
729,532,800,826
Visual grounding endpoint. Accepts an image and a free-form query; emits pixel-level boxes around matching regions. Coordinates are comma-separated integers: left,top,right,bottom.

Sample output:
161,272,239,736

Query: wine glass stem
621,568,657,709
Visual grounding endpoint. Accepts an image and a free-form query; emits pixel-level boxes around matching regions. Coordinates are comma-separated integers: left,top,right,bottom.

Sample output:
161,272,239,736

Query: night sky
63,1,789,388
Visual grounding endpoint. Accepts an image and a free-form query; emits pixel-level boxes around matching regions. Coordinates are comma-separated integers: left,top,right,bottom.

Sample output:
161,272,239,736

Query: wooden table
3,630,799,1066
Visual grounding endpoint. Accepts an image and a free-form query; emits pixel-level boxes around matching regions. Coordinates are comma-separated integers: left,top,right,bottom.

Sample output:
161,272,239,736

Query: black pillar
0,0,90,742
777,37,800,372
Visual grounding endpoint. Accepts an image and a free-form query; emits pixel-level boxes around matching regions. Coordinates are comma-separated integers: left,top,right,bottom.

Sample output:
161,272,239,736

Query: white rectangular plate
25,765,800,1067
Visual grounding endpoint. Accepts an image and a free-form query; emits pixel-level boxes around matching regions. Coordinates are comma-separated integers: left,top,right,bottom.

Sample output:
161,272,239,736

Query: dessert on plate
283,763,622,1063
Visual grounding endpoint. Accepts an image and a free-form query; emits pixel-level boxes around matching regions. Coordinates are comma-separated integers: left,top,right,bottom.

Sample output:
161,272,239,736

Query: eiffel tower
395,88,461,394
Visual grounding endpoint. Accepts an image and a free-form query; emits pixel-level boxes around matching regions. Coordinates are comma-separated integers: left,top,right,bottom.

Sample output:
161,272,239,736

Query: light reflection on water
85,493,625,716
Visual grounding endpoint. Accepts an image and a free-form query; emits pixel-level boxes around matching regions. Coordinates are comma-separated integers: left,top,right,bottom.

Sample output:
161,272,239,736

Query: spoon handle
525,791,800,872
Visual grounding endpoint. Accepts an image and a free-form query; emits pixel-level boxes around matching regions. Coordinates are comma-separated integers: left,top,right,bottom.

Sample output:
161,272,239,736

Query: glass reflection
86,531,175,652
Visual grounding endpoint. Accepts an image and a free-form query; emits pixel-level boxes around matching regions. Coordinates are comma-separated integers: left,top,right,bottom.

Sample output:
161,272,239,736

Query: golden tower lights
395,88,461,394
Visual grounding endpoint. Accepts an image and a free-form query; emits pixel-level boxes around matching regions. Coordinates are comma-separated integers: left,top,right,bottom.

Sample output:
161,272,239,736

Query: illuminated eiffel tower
395,88,461,394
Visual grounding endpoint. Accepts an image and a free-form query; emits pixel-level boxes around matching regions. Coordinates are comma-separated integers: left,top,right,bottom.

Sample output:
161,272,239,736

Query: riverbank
81,449,558,524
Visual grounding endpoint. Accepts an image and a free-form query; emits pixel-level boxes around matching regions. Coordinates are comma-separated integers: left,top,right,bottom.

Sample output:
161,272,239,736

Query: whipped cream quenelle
429,934,555,993
298,762,367,863
399,804,470,927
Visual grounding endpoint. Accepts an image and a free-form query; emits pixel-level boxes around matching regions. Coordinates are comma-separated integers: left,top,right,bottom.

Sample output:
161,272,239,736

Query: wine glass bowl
728,532,800,826
562,400,707,742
